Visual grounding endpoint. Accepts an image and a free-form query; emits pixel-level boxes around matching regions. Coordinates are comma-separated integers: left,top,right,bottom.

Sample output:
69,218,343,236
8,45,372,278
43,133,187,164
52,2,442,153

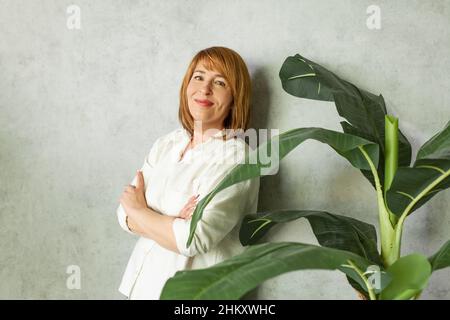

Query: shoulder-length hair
178,47,252,138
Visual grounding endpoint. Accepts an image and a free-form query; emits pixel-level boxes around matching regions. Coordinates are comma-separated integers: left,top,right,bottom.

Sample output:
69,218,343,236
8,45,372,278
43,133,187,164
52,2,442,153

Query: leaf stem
358,146,395,267
346,260,377,300
393,168,450,263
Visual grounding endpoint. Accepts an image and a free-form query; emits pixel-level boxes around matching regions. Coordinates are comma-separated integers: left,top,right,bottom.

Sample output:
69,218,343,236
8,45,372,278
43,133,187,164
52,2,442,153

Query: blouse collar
181,127,238,141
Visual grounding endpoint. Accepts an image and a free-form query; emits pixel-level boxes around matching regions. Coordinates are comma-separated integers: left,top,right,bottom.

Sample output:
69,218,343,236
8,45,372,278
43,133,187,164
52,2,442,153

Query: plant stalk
346,260,377,300
358,146,396,267
384,115,399,226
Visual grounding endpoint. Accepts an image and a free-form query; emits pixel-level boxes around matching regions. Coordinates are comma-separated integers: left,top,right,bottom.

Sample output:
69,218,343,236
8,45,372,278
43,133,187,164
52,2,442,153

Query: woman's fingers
185,195,199,209
187,207,195,219
178,194,200,219
180,204,196,219
188,194,199,203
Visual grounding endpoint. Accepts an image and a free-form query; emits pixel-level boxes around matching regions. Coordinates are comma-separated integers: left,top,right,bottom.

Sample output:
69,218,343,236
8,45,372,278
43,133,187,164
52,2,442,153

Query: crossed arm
125,208,180,253
119,171,199,254
119,169,259,258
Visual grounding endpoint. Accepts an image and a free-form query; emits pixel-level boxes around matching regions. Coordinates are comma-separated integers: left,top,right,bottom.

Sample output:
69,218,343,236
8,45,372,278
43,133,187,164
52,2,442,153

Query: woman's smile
194,98,214,107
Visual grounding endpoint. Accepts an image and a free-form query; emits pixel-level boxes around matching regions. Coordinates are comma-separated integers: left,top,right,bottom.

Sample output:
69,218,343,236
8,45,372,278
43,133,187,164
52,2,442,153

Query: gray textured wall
0,0,448,299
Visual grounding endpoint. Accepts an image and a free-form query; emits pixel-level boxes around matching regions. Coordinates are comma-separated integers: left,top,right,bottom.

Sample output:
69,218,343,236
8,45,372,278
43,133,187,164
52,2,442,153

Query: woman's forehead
194,59,224,76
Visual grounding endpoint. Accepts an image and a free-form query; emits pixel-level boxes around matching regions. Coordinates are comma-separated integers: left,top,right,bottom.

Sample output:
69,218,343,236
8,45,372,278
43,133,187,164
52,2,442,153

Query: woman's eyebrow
193,70,225,78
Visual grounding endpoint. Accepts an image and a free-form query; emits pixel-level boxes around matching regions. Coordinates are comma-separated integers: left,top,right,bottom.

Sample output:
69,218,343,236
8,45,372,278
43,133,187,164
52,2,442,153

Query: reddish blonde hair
178,47,252,137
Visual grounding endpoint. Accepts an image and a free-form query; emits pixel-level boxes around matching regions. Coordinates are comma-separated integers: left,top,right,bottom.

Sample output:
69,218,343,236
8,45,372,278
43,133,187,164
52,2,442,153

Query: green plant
160,54,450,300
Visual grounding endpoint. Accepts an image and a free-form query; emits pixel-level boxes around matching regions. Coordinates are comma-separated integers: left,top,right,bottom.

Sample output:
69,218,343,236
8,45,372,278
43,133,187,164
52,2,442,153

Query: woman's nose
199,82,212,94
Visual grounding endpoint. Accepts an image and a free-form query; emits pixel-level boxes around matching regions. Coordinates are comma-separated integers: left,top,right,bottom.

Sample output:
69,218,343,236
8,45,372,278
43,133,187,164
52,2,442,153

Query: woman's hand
178,194,200,220
119,170,148,216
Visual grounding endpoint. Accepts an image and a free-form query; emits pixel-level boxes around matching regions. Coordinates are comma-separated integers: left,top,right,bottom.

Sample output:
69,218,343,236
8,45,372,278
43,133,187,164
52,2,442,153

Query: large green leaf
417,120,450,161
278,54,359,101
429,240,450,271
160,242,373,300
386,121,450,217
380,254,431,300
187,128,379,247
239,210,381,265
279,54,412,190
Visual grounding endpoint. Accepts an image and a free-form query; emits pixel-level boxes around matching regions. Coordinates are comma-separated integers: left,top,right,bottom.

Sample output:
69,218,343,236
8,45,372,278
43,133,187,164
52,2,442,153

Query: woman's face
186,61,233,130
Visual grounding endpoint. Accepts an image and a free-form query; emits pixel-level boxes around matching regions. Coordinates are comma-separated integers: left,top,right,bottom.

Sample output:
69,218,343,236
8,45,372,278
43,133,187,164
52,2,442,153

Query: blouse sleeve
172,173,260,257
117,137,162,234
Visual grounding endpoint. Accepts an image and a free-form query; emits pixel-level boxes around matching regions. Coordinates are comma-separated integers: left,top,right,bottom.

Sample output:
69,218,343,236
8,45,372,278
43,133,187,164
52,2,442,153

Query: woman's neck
191,124,224,148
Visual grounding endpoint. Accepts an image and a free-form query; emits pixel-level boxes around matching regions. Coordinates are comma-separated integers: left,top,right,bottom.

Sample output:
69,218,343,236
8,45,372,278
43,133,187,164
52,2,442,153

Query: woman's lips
195,99,214,107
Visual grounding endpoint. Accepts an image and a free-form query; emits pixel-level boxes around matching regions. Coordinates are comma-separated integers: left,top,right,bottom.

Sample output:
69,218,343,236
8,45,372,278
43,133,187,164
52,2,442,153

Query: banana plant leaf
160,242,373,300
417,120,450,161
386,121,450,217
187,128,380,247
428,240,450,271
279,54,412,190
239,210,381,265
380,254,431,300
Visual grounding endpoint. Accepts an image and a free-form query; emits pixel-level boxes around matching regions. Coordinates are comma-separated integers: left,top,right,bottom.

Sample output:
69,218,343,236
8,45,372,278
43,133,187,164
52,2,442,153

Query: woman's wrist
126,208,153,234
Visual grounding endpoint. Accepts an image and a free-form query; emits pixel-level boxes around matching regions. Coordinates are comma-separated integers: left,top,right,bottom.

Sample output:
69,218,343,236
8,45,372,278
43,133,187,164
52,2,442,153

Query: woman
116,47,260,300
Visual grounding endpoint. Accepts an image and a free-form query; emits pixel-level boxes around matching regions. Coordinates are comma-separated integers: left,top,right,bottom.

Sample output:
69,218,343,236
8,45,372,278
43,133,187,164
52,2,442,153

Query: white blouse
117,127,260,299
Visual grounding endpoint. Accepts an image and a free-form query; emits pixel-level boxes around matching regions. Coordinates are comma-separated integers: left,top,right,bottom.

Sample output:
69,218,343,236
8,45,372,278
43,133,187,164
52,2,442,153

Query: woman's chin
190,110,211,120
191,117,209,124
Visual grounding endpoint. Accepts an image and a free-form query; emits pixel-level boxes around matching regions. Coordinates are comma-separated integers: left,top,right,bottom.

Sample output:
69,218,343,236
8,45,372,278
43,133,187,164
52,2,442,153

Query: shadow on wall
242,66,284,300
250,66,284,213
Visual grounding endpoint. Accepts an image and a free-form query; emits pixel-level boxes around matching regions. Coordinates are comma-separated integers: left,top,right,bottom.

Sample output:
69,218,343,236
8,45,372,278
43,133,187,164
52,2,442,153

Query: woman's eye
193,75,202,80
215,80,226,87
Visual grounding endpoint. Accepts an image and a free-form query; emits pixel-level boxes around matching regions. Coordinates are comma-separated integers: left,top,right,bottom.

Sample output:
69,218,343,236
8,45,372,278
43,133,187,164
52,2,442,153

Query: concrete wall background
0,0,448,299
